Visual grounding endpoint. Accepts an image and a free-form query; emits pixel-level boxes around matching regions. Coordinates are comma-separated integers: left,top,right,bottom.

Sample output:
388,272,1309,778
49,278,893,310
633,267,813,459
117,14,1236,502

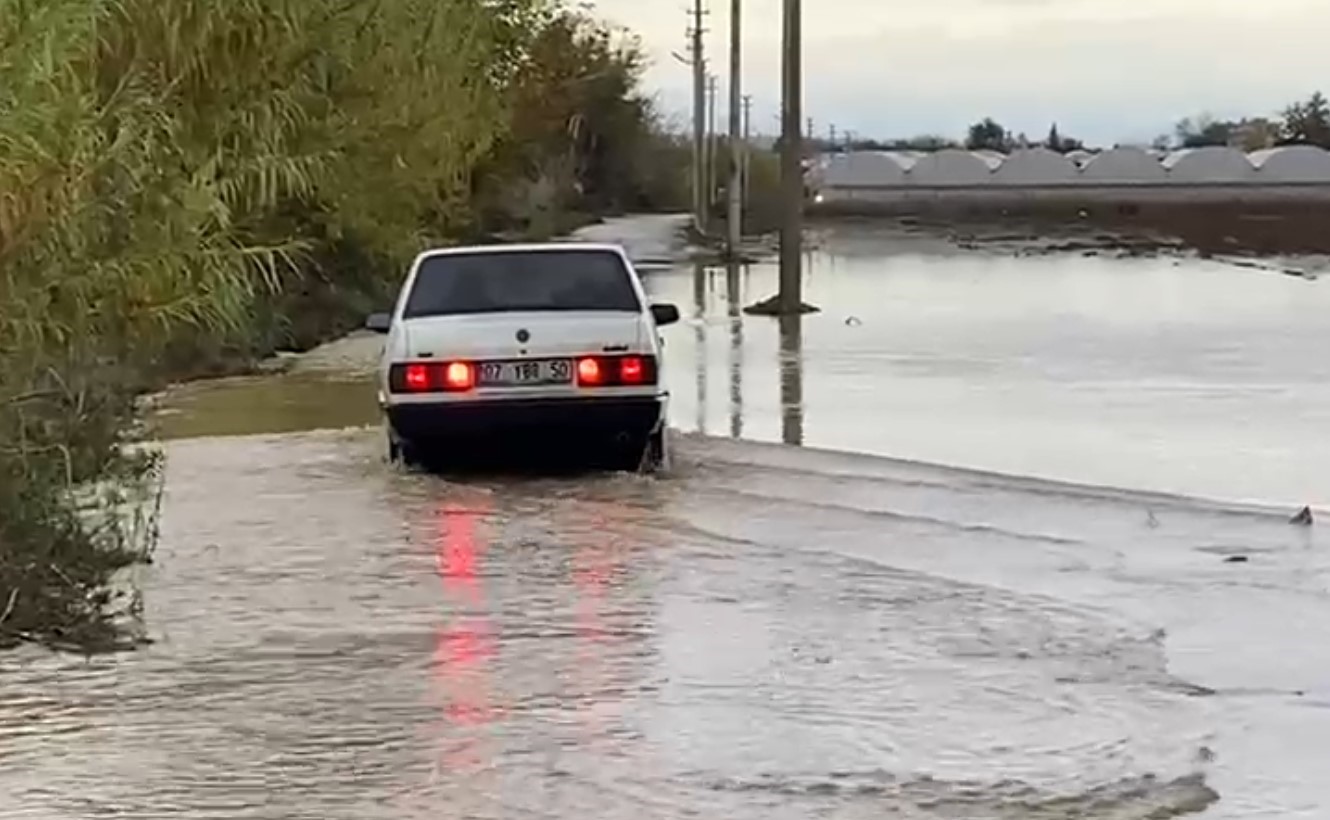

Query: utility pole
778,0,804,313
741,94,753,211
725,0,743,259
707,73,719,214
690,1,708,236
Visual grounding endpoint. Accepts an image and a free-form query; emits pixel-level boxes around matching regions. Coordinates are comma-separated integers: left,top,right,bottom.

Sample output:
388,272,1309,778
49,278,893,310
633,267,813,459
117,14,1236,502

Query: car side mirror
365,312,392,334
650,303,680,327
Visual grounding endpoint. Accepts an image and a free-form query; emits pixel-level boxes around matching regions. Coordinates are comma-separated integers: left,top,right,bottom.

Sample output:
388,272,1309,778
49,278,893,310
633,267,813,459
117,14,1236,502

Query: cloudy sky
588,0,1330,147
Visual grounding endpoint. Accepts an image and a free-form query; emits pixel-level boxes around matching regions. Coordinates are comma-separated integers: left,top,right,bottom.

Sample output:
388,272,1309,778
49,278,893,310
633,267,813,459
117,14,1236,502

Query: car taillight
576,357,604,385
404,364,431,392
444,362,474,391
575,355,657,387
619,356,645,384
390,362,475,394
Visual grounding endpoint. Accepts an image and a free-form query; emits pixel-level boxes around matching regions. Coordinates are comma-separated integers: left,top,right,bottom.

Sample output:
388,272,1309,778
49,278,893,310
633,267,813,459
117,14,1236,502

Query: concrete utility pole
707,73,719,212
690,1,708,235
741,94,753,211
725,0,744,259
778,0,804,313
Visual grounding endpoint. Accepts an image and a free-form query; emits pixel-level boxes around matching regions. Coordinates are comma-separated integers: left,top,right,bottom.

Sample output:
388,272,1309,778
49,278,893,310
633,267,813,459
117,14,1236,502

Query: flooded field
660,222,1330,509
2,215,1327,819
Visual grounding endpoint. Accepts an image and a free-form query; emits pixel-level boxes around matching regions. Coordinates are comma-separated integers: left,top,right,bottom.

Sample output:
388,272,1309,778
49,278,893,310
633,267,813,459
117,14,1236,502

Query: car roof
413,242,628,262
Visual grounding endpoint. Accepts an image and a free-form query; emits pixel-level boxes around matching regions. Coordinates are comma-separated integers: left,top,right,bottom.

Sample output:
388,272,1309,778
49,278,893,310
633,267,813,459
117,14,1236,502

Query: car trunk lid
401,311,644,362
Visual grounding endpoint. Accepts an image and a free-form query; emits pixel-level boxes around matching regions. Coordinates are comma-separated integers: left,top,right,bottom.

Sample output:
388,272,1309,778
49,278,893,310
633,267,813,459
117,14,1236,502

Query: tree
888,134,959,151
472,9,686,230
1043,123,1084,153
1279,92,1330,148
1175,113,1233,148
1046,123,1061,152
965,118,1010,152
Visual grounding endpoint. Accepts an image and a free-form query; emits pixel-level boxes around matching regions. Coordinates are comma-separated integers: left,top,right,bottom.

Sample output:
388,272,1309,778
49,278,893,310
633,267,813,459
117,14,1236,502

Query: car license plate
478,359,572,386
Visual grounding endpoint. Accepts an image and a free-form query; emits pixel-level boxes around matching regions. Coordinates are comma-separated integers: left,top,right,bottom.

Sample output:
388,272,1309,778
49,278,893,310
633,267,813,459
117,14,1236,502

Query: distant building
1228,119,1279,152
810,145,1330,209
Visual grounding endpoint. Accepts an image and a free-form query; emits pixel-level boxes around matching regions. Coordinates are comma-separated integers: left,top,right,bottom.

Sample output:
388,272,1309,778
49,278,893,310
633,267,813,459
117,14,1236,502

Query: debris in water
844,316,862,326
1291,506,1314,526
743,295,821,316
1146,510,1160,529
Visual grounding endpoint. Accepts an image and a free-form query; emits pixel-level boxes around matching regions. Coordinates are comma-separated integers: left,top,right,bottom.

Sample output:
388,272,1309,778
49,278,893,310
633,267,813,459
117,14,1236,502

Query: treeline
808,121,1086,155
1174,92,1330,150
812,91,1330,155
0,0,687,651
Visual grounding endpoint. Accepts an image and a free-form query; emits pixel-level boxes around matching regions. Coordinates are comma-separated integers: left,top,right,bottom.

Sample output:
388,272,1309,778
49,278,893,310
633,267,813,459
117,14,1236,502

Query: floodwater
659,223,1330,509
2,215,1328,820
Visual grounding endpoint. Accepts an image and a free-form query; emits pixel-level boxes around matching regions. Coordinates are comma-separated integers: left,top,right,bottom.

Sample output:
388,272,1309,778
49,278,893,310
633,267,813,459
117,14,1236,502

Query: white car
365,242,680,471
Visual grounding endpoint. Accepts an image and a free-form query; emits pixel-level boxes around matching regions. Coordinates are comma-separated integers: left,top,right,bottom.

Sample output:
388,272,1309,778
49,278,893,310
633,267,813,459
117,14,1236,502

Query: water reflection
424,486,662,799
779,315,804,446
725,263,744,439
431,499,497,781
571,500,615,746
692,262,708,435
674,262,804,446
567,497,652,750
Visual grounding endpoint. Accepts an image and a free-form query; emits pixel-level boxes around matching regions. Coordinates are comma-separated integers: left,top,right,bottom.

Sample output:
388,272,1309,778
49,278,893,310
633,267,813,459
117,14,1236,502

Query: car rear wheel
387,430,424,470
643,427,670,474
617,428,668,474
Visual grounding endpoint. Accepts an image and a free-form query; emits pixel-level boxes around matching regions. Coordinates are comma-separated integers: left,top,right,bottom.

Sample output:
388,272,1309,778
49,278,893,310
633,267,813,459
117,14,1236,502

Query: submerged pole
778,0,803,313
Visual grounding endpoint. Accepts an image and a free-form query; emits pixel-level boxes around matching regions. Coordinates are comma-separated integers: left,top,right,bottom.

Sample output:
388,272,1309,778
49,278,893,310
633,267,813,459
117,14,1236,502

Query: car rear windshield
402,249,641,318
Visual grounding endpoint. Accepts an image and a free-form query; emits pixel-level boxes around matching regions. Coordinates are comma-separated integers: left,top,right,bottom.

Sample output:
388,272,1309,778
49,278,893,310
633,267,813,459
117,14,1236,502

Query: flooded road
2,215,1327,819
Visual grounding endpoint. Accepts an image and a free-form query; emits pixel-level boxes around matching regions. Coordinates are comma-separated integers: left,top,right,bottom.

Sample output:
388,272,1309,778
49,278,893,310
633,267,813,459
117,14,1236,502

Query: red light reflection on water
425,493,653,784
431,498,497,775
566,498,651,745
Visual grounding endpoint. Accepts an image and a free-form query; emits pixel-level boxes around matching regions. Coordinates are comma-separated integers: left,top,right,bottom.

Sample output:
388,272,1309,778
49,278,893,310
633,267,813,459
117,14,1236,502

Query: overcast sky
587,0,1330,147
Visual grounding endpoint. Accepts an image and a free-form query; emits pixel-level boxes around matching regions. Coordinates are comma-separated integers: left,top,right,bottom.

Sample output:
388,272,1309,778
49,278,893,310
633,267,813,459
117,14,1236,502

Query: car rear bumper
385,395,666,444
